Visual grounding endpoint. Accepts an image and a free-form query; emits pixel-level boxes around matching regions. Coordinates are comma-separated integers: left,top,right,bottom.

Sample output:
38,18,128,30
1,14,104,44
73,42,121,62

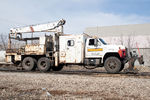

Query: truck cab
85,38,126,62
85,38,127,73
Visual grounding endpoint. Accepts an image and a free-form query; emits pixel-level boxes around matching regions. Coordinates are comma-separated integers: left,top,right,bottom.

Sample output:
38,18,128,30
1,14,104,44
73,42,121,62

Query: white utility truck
6,19,128,73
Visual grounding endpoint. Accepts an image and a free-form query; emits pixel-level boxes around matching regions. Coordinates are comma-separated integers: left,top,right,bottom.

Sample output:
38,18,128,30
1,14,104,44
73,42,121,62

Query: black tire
37,57,50,72
22,57,35,71
104,57,121,74
52,64,64,71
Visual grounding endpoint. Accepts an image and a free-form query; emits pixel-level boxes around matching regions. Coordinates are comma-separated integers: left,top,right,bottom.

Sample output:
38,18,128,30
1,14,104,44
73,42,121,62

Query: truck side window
67,40,74,46
89,39,94,45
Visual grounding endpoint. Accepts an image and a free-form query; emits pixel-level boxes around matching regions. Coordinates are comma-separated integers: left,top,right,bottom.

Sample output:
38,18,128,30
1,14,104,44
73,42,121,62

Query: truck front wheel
22,57,36,71
37,57,51,72
104,57,121,74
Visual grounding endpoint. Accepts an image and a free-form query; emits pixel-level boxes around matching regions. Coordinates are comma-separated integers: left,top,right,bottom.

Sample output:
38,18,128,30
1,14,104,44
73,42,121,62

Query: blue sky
0,0,150,34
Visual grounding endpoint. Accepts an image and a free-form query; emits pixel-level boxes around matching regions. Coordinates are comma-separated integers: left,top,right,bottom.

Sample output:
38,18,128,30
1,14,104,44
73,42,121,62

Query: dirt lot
0,65,150,100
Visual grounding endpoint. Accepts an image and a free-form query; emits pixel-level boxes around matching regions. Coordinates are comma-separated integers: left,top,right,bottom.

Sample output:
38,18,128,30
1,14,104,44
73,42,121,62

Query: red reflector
118,49,123,58
118,49,126,58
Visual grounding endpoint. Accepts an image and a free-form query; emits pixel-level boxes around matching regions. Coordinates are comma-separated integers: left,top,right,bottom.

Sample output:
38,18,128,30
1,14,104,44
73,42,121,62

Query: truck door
65,39,76,63
85,38,103,58
59,36,83,64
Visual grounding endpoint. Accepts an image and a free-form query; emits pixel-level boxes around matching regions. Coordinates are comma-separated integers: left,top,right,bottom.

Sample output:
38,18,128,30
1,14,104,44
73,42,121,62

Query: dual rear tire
22,57,36,71
37,57,51,72
22,57,63,72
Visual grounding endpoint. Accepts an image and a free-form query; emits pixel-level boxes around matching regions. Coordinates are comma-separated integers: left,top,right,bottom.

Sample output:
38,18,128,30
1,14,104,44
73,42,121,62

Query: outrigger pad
123,68,139,74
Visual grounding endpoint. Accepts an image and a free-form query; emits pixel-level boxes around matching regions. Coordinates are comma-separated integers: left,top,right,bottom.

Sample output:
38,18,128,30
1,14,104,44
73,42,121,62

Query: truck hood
103,44,126,52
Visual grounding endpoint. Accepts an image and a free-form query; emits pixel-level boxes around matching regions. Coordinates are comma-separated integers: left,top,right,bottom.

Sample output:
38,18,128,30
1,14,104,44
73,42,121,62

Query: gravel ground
0,66,150,100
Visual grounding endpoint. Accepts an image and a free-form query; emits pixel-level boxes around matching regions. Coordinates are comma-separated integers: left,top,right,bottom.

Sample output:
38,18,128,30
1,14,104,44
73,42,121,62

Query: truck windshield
99,38,107,45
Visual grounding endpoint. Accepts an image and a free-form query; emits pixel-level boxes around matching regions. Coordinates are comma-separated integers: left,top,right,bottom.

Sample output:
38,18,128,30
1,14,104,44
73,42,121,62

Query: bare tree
121,34,135,57
0,33,8,51
119,34,124,45
127,35,131,53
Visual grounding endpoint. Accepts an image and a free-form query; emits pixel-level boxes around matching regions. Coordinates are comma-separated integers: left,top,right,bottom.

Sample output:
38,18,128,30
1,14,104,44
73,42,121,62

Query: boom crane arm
8,19,66,49
10,19,66,35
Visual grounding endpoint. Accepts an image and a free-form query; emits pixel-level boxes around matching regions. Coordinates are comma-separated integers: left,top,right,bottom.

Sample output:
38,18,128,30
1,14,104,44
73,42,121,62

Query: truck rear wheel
37,57,50,72
52,64,64,71
22,57,36,71
104,57,121,74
